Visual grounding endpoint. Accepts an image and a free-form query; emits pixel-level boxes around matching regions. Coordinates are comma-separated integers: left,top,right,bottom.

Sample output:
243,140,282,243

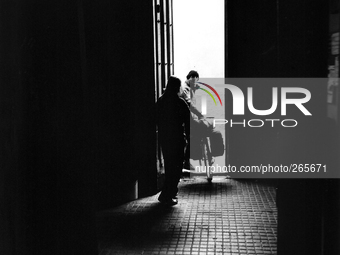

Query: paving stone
97,178,277,254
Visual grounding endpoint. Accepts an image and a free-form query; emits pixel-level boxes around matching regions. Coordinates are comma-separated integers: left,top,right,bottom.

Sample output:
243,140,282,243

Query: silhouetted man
156,76,190,205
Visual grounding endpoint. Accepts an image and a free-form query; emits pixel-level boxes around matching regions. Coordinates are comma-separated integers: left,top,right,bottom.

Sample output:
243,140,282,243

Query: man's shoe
181,170,191,178
158,196,178,206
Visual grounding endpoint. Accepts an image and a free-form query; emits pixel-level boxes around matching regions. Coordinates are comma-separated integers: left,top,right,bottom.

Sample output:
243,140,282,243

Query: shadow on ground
96,202,179,249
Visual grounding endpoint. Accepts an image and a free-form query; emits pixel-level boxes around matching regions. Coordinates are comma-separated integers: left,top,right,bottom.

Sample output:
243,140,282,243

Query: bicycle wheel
201,137,212,183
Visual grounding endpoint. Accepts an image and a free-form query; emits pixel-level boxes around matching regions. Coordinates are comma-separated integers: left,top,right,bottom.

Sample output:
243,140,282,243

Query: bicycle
198,135,214,183
192,116,215,183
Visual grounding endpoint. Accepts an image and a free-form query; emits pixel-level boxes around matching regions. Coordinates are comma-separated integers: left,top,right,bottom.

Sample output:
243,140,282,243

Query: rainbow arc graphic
197,82,222,106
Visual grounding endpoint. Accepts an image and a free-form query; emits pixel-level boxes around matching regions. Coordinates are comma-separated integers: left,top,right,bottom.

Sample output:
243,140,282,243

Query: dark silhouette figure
156,76,190,205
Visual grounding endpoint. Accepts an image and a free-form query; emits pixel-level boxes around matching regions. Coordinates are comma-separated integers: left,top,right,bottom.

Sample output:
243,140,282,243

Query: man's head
165,76,182,96
186,70,200,92
186,70,199,80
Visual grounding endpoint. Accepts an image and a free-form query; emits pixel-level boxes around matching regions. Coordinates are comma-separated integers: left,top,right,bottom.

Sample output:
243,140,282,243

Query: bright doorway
173,0,225,80
173,0,226,174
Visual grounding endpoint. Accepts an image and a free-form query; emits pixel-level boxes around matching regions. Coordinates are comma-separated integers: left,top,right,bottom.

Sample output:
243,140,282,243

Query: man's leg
159,143,184,203
183,139,194,171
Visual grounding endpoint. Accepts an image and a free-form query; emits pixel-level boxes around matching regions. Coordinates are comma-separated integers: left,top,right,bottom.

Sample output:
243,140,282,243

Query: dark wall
227,0,339,254
82,0,157,209
0,1,156,254
226,0,329,168
0,2,27,254
227,0,278,77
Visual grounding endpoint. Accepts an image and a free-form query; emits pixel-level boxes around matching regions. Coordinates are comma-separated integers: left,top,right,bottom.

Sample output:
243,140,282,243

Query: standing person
181,70,204,170
182,70,204,120
156,76,190,205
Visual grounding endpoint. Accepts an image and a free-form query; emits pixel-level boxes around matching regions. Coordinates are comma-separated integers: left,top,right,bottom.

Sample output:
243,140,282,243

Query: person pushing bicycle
181,70,212,171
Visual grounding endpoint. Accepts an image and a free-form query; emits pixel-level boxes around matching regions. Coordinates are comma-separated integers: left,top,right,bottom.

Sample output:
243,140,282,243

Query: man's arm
190,104,204,119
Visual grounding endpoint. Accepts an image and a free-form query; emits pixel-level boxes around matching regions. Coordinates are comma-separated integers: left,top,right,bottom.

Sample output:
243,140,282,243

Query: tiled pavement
96,177,277,255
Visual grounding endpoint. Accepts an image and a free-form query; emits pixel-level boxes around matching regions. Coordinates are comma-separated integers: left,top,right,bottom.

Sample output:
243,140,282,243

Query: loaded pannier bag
189,135,202,160
209,129,224,157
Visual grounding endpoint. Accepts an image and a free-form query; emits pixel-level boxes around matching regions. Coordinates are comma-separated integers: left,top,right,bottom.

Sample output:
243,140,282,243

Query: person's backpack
209,129,224,157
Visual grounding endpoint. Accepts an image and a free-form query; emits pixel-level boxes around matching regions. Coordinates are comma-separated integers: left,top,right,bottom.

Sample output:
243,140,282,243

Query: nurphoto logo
197,82,223,115
199,81,312,128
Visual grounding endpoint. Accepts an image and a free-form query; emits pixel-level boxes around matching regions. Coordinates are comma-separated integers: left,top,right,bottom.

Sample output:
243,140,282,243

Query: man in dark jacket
156,76,190,205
